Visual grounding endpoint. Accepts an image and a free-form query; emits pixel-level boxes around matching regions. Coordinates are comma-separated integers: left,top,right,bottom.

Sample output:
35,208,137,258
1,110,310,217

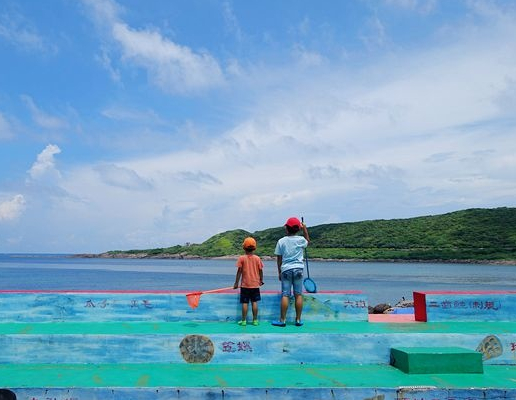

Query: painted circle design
179,334,215,363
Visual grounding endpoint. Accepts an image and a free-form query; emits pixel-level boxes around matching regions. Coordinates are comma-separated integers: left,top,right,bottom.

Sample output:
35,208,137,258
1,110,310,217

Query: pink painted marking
0,289,362,294
368,313,417,323
414,290,516,295
0,290,189,294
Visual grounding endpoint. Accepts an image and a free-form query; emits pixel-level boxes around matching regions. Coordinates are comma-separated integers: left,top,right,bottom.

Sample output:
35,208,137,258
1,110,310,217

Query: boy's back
275,235,307,271
236,254,263,288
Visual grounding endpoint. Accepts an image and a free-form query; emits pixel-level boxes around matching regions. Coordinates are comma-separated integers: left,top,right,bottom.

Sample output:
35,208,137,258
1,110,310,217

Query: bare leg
295,294,303,322
251,301,258,321
241,303,248,321
280,295,289,322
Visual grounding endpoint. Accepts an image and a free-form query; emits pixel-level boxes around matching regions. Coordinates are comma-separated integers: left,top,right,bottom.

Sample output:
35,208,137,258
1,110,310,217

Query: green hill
103,207,516,262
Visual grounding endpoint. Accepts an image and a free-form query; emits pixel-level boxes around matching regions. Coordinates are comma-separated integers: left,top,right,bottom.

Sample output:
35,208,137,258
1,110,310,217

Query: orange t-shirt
236,254,264,288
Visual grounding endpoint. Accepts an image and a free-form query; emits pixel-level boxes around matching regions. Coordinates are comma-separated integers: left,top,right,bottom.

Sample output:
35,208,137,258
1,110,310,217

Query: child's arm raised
301,222,310,243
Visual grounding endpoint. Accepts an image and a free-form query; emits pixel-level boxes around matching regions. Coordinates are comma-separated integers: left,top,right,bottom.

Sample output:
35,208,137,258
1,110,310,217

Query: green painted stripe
0,321,515,335
0,364,514,389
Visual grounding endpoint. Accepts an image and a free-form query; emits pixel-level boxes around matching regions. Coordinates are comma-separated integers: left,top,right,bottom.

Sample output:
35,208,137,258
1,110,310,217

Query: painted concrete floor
0,363,515,389
1,320,515,390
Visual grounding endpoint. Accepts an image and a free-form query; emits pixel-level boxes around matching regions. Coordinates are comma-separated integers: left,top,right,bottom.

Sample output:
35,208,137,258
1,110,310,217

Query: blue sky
1,0,515,253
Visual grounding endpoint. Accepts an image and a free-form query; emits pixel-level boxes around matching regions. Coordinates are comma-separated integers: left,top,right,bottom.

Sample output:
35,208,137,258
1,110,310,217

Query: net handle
301,217,311,278
301,216,317,293
196,286,234,295
185,286,235,309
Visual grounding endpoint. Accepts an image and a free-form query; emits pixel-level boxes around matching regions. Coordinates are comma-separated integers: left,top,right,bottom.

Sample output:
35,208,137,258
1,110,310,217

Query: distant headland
78,207,516,265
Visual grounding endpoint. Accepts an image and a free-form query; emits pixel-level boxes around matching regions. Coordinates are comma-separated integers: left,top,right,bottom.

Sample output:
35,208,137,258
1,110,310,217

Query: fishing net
303,277,317,293
185,287,235,309
186,292,202,309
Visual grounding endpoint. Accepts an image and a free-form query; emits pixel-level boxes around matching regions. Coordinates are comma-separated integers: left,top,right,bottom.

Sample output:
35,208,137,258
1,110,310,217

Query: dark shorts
240,287,261,304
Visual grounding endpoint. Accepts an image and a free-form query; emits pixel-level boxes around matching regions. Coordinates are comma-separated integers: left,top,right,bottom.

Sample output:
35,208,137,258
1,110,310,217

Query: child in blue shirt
272,216,310,327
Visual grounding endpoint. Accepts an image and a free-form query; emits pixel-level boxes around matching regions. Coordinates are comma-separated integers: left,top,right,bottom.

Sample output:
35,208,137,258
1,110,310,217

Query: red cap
285,217,301,228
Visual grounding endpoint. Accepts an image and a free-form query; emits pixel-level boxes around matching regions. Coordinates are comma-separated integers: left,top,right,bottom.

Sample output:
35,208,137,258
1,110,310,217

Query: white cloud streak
21,95,69,130
94,164,153,191
222,1,243,42
28,144,62,182
82,0,224,93
0,195,26,222
0,11,57,54
112,23,224,94
0,112,15,139
95,47,121,82
383,0,437,14
292,44,325,67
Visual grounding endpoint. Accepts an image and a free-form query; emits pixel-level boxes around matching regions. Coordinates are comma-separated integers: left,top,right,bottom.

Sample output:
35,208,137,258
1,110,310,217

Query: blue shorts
240,287,261,304
281,268,303,297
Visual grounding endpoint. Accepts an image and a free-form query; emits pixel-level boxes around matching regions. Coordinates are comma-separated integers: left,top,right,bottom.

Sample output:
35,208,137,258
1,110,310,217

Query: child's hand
260,281,264,286
233,283,239,289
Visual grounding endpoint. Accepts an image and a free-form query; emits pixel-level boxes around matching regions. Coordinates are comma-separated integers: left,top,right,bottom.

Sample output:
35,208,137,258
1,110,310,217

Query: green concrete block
390,347,483,374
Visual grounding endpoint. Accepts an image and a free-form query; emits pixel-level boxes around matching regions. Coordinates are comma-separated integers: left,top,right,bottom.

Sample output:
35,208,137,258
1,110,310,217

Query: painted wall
0,291,369,323
0,331,514,365
414,291,516,322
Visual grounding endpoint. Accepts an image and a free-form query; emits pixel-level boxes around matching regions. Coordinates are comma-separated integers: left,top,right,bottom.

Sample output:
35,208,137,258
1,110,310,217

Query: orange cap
242,237,257,250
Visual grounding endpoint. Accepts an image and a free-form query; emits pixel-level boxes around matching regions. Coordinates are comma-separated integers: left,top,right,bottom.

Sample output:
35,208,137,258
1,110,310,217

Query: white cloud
0,11,57,54
81,0,121,25
360,15,388,50
307,165,343,180
112,22,224,93
177,171,222,186
94,164,153,191
82,0,224,94
0,195,26,222
383,0,437,14
494,78,516,116
222,1,243,42
101,106,163,124
21,95,69,130
28,144,62,182
292,44,325,67
95,47,121,82
0,112,15,139
12,0,516,253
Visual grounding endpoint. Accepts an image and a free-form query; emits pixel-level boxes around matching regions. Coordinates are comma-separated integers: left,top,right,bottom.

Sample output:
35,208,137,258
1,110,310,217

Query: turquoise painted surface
421,293,516,322
0,291,368,322
0,330,514,365
2,365,516,399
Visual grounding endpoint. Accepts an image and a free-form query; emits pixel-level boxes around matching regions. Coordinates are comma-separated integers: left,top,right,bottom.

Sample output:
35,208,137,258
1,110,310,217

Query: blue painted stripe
0,331,514,365
0,292,369,322
417,293,516,322
5,386,516,400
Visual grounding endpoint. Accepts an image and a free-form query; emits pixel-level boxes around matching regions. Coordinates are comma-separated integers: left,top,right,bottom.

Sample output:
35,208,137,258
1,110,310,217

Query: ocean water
1,254,515,306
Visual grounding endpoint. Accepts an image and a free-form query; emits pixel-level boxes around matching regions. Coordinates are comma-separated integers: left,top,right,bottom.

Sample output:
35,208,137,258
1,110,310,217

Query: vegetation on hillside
104,207,516,262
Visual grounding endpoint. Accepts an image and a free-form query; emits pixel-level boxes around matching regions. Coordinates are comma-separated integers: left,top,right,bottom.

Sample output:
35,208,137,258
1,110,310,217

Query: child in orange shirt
233,237,264,326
